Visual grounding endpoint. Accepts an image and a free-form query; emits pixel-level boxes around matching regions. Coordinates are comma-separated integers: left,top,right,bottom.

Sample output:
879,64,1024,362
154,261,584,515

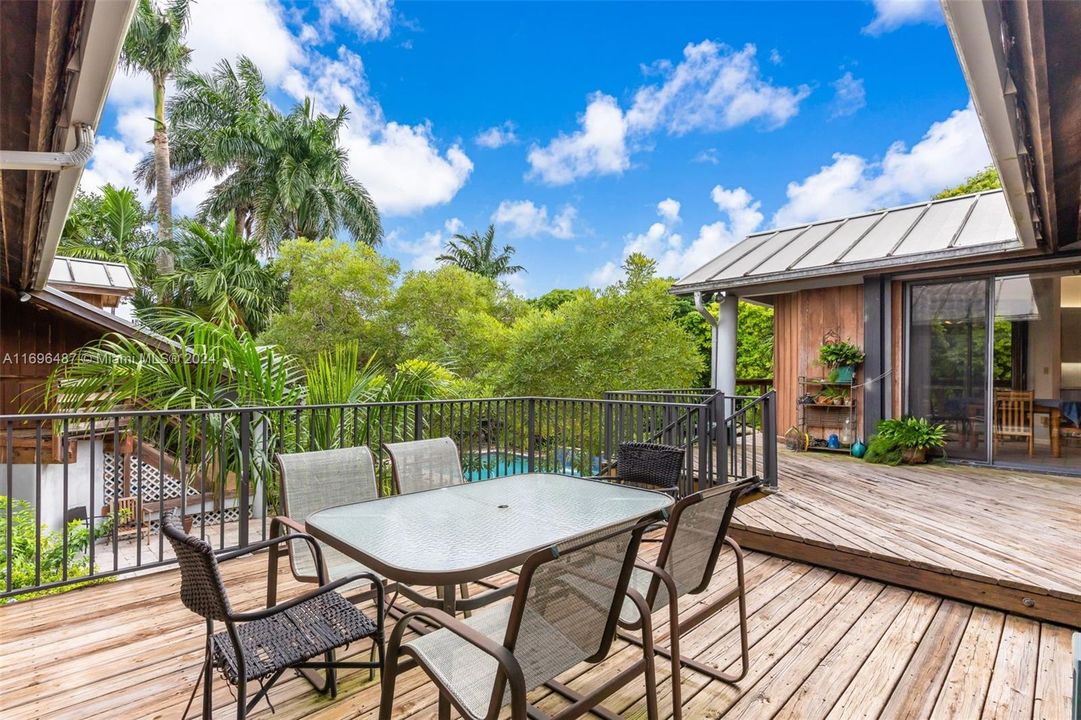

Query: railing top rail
724,389,776,423
0,394,716,423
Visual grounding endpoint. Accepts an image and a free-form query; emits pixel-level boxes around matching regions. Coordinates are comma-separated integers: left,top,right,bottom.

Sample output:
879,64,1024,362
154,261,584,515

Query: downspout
693,291,720,389
0,124,95,171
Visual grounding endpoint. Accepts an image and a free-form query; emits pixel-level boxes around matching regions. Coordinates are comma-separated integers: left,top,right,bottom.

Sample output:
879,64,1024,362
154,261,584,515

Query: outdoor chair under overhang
162,512,384,720
384,437,512,613
378,518,662,720
618,478,759,720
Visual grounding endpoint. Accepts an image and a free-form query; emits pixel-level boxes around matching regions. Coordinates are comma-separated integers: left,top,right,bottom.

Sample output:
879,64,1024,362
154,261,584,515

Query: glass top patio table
305,473,672,587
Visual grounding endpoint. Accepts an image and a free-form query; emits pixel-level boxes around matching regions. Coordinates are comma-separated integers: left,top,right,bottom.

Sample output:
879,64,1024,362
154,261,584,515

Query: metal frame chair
384,437,466,494
268,446,384,606
378,518,661,720
618,478,758,720
161,512,384,720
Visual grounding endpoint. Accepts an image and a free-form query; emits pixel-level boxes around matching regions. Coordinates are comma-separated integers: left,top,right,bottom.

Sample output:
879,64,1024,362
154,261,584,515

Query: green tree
933,166,1001,199
675,297,774,389
437,224,524,279
382,266,521,377
59,185,162,296
529,288,587,313
155,212,283,334
260,238,399,361
144,58,381,250
495,256,702,397
121,0,192,249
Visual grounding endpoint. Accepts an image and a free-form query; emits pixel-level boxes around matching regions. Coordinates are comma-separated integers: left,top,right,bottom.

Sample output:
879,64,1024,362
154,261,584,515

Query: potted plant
872,416,946,464
819,339,865,384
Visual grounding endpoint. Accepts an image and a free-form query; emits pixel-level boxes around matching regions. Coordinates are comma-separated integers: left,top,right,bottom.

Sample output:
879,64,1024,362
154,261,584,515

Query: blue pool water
465,450,602,481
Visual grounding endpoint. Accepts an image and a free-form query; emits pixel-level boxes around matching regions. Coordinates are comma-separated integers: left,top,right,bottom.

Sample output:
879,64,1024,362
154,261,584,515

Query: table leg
439,584,457,720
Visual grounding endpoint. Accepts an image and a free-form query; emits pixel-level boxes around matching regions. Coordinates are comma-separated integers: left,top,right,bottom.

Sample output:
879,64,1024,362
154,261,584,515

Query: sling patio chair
268,446,386,608
383,437,513,614
161,512,384,720
617,478,759,720
604,442,685,498
378,518,663,720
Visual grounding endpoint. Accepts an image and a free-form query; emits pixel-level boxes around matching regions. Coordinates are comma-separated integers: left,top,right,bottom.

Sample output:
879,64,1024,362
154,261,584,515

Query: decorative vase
834,366,855,384
828,434,841,449
851,439,867,458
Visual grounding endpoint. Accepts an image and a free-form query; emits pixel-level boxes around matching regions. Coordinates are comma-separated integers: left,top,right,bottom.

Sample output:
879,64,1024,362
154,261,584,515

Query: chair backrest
277,446,380,521
648,478,757,608
495,518,648,706
384,437,464,494
995,390,1033,434
616,442,684,491
116,497,139,526
162,512,232,621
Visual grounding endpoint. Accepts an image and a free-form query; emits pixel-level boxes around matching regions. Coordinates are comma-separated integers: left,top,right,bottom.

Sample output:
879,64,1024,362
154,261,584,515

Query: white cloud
187,0,303,82
526,93,630,185
693,148,720,165
863,0,943,35
80,137,145,194
475,121,519,149
769,49,783,65
829,72,866,118
657,198,681,224
388,217,463,271
772,103,992,226
529,42,809,185
321,0,394,41
492,200,577,239
590,186,762,286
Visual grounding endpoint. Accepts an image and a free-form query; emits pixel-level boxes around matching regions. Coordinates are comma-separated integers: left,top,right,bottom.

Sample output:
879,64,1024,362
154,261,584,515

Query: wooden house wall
772,285,865,437
0,291,100,415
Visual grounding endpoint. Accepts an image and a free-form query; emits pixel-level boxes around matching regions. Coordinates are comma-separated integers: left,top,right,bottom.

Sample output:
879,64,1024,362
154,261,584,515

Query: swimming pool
464,450,602,481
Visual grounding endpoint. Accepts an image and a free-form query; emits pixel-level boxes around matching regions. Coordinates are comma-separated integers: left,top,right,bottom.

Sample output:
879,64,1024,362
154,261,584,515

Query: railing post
238,409,251,548
414,402,424,442
604,401,613,471
696,403,709,493
763,390,778,488
526,398,536,473
717,392,728,484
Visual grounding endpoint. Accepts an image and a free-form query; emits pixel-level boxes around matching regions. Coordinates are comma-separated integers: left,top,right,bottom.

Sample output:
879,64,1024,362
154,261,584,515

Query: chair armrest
270,515,306,536
228,570,382,622
217,532,325,578
389,607,526,708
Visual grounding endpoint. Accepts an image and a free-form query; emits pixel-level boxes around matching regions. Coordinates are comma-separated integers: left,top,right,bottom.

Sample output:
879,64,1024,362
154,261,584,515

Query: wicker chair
618,478,758,720
268,447,384,607
378,518,661,720
161,512,384,720
608,442,685,497
384,437,465,494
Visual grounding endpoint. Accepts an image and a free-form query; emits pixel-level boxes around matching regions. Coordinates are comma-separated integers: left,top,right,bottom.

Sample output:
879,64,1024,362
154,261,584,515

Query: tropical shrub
819,340,865,368
865,417,946,465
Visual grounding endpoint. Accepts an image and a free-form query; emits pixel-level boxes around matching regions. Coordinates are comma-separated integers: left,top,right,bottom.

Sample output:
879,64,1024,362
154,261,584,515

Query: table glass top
305,473,671,581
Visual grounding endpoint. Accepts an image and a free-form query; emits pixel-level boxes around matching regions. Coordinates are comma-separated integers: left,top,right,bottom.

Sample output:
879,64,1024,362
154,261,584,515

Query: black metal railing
1,391,774,599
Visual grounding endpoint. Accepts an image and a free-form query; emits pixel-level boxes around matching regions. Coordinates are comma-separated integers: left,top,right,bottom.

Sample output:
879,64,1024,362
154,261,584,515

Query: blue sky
87,0,991,296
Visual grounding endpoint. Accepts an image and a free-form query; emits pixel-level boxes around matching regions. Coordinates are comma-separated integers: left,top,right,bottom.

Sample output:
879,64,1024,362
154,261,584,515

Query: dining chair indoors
162,512,384,720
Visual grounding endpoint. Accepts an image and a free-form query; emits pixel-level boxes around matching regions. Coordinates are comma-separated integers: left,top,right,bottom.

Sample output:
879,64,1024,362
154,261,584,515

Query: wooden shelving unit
798,376,856,453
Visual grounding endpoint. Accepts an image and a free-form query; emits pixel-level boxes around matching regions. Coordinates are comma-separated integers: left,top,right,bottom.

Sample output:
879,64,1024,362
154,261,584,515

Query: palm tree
155,212,284,334
141,59,382,250
59,185,163,292
437,225,525,279
120,0,191,251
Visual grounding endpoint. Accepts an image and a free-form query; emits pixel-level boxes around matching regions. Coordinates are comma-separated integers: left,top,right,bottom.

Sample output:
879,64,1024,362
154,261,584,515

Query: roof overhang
943,0,1081,254
0,0,136,293
28,286,171,351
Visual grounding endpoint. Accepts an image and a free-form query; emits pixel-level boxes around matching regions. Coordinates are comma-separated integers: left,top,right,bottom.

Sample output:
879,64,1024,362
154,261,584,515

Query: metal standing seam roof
47,256,136,294
674,189,1022,292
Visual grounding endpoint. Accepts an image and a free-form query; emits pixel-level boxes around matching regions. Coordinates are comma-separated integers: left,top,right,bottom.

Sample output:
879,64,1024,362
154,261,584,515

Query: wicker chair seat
210,591,378,684
404,601,581,718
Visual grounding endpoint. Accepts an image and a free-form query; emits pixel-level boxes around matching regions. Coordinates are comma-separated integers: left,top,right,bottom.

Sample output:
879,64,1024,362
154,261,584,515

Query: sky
85,0,991,297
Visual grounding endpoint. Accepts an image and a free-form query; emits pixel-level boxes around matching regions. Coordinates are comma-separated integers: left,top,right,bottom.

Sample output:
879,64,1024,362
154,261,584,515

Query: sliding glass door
907,280,989,461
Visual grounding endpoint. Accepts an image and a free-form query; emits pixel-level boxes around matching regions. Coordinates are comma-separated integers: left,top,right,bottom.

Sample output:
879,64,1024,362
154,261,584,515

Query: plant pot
901,447,927,464
834,365,855,384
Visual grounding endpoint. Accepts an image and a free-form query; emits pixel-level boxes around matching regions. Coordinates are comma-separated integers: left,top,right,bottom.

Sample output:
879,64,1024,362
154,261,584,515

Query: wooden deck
1,536,1075,720
732,449,1081,626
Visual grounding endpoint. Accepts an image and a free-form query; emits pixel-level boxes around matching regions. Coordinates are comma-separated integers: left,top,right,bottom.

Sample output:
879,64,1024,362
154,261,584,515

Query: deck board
731,449,1081,623
3,539,1073,720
